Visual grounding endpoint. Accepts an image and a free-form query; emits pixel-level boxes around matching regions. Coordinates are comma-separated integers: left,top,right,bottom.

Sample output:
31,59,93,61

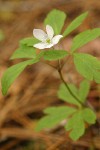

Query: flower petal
45,43,54,48
33,29,47,41
52,35,63,45
46,25,54,39
34,42,47,49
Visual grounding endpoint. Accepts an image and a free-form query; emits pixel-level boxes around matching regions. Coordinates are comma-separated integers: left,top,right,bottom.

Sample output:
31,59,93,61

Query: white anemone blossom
33,25,63,49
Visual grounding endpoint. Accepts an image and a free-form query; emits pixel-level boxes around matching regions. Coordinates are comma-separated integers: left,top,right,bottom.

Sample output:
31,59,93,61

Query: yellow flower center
46,38,51,44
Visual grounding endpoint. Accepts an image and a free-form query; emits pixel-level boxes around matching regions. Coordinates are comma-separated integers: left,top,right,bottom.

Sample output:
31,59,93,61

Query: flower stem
44,58,93,108
58,69,84,107
57,59,85,107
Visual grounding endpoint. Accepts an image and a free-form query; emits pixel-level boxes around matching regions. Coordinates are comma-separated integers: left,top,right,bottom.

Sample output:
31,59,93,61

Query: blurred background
0,0,100,149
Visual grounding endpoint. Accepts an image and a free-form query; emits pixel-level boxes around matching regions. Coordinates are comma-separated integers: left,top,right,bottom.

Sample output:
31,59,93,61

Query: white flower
33,25,63,49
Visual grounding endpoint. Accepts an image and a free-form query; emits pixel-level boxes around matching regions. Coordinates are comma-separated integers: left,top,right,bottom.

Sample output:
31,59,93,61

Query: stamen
46,38,51,44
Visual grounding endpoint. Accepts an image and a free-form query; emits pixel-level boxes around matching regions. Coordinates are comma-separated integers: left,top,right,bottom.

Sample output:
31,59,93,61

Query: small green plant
1,9,100,141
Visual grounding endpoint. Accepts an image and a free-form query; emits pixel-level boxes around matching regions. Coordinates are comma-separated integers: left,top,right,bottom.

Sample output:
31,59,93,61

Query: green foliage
20,37,39,47
36,51,45,59
65,108,96,141
63,12,88,37
79,80,90,103
74,53,100,83
58,83,81,106
82,108,96,124
36,106,76,131
65,110,85,141
44,9,66,34
58,80,90,106
43,50,68,61
36,106,96,141
11,45,36,59
71,28,100,52
1,59,39,95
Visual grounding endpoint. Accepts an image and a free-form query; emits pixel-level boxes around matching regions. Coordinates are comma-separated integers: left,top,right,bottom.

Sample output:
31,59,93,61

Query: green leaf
68,117,85,141
1,59,39,95
20,37,39,47
63,12,88,37
43,50,68,61
71,28,100,52
35,106,76,131
94,72,100,83
10,45,36,59
44,106,76,115
65,107,96,141
79,80,90,103
82,108,96,124
44,9,66,34
58,83,81,107
65,110,85,141
74,53,100,83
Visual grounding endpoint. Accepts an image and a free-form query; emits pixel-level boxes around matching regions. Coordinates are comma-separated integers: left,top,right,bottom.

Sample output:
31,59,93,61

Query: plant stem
58,68,85,107
57,59,85,107
44,57,92,108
